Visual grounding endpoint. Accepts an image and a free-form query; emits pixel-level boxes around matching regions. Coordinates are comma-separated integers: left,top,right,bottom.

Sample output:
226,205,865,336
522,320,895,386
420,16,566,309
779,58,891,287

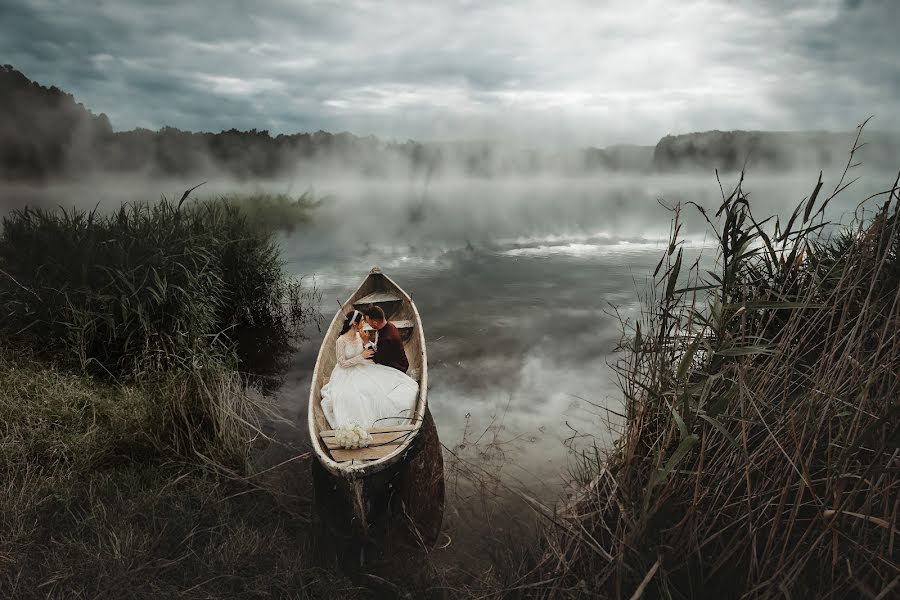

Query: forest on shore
4,64,900,182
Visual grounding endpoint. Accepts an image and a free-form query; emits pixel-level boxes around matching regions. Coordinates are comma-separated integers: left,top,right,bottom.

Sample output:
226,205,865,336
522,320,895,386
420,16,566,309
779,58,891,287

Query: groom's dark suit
374,322,409,373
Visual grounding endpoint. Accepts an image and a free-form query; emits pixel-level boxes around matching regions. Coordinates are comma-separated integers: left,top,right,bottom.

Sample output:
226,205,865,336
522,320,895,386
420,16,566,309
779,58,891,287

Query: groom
362,305,409,373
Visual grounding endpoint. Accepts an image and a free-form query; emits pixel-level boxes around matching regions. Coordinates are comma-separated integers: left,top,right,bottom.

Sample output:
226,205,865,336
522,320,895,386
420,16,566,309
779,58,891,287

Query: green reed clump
0,196,316,379
221,189,325,233
531,126,900,599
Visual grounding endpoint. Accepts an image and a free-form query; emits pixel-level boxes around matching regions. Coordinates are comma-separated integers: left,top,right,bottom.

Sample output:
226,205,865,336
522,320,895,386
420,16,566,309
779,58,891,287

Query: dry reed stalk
528,132,900,598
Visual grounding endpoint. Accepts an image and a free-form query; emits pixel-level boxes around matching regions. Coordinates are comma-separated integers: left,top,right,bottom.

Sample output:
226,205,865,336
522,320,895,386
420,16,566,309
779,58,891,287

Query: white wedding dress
320,333,418,429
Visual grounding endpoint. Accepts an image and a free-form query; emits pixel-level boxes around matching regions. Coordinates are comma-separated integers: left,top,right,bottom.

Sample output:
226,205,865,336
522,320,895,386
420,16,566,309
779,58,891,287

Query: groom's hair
361,305,385,323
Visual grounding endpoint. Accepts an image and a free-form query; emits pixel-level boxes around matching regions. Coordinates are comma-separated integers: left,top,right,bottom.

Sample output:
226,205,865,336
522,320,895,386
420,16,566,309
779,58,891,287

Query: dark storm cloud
745,0,900,132
2,0,899,144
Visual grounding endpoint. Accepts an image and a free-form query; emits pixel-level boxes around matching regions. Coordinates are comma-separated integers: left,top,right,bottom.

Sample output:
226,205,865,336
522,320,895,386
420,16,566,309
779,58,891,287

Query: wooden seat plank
320,424,416,438
321,430,413,450
330,443,402,462
355,291,402,305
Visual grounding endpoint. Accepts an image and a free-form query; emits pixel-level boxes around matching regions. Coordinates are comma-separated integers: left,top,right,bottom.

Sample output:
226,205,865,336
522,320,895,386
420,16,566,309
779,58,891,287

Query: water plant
533,124,900,598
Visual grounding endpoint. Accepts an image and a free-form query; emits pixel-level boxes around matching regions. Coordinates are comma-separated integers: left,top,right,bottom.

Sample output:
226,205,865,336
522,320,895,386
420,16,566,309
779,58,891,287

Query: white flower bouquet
333,424,373,449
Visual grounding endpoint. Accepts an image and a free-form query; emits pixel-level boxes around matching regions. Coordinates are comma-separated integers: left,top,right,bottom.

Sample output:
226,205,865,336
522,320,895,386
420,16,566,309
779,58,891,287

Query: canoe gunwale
307,269,428,478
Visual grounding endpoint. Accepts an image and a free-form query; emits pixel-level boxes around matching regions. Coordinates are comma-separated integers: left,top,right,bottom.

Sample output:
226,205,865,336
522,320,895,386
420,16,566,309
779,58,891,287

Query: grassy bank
0,351,357,598
0,194,345,597
529,153,900,595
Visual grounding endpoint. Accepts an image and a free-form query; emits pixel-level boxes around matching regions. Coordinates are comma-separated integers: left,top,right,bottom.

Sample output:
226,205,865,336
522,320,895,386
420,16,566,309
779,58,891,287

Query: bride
321,309,418,429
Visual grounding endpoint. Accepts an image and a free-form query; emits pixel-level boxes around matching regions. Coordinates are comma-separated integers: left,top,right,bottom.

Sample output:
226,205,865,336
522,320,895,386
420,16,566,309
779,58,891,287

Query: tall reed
0,196,317,379
532,128,900,598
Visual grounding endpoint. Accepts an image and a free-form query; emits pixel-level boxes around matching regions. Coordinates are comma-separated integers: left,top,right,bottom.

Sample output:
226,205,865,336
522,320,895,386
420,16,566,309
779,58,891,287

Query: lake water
5,169,890,497
2,167,893,576
266,169,894,497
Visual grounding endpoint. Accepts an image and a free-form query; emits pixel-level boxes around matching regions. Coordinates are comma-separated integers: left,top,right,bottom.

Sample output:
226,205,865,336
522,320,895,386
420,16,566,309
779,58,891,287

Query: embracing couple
320,305,418,430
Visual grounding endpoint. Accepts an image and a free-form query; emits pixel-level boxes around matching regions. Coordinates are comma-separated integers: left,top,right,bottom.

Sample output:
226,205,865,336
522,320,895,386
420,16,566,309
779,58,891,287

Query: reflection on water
278,246,649,492
7,171,893,497
269,171,895,497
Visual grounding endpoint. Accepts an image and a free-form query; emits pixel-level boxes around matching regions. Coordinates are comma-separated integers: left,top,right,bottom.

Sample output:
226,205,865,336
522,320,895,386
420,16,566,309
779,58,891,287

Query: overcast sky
2,0,899,146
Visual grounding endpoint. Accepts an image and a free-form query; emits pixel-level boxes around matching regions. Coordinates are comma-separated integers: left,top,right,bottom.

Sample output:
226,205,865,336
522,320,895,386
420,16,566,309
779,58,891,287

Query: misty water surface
6,169,894,495
262,169,895,495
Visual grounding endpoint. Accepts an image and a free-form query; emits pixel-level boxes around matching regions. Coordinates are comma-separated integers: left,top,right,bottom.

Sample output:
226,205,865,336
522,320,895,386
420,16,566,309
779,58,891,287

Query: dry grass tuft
529,126,900,599
0,349,356,598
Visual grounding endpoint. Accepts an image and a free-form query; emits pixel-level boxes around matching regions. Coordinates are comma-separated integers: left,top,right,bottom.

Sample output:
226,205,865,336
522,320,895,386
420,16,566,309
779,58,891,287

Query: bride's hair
339,310,362,335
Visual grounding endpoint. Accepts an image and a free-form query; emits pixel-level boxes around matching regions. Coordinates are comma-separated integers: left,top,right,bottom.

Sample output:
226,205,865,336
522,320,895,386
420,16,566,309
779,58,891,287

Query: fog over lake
4,167,893,494
261,168,893,494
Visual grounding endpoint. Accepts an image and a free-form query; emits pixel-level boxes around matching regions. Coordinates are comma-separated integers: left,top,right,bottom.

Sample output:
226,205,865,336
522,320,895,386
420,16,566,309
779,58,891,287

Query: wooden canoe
308,267,443,545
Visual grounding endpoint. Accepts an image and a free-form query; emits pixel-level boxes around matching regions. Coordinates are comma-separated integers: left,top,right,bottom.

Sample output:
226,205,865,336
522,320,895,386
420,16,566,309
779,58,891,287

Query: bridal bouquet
333,424,373,449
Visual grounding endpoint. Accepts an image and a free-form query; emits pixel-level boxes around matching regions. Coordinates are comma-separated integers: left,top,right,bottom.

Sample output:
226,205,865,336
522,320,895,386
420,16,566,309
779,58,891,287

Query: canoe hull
308,268,428,477
309,269,443,550
312,407,445,549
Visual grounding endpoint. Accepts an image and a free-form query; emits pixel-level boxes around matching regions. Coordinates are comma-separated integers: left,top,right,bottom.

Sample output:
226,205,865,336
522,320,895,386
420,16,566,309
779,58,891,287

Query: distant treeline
2,64,898,181
654,128,900,173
